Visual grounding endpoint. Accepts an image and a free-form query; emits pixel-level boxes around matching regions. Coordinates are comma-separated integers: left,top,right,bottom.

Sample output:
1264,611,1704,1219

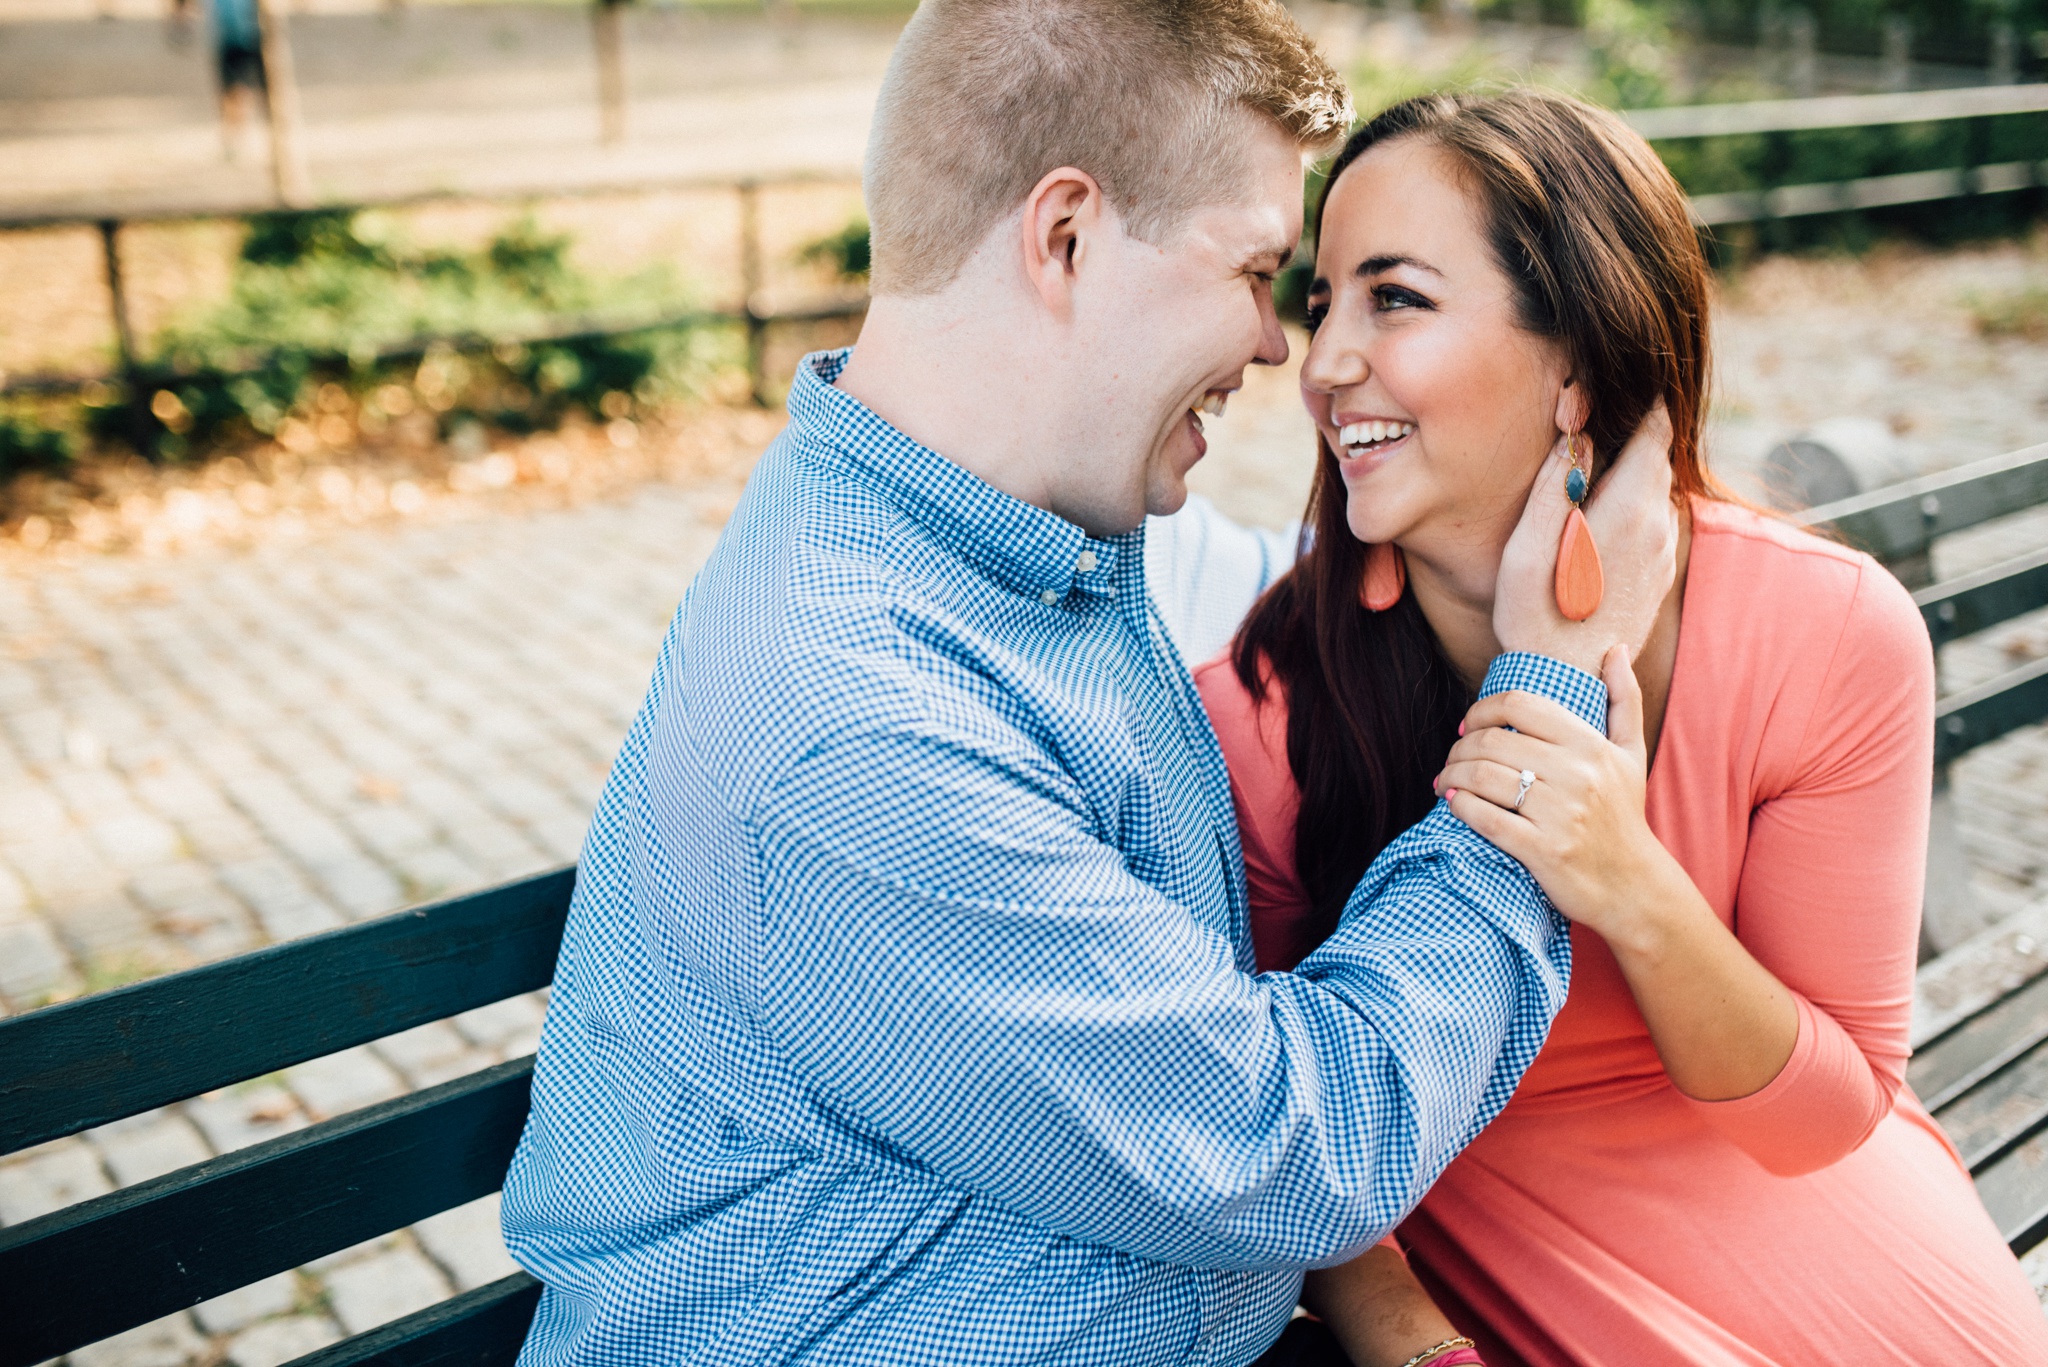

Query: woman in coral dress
1196,90,2048,1366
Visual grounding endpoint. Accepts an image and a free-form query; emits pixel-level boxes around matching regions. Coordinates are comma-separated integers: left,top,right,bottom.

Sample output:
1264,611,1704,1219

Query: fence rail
0,174,868,409
1621,82,2048,141
10,82,2048,409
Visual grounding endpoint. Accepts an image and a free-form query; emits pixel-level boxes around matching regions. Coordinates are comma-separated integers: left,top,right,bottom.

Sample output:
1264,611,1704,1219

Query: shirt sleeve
1683,562,1934,1176
749,652,1599,1271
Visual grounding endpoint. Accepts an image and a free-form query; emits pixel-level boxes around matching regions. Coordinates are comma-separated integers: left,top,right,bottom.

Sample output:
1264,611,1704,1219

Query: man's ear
1019,166,1104,317
1554,378,1589,437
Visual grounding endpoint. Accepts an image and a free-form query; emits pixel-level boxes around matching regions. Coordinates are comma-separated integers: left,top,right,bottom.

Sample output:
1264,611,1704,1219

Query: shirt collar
785,349,1127,604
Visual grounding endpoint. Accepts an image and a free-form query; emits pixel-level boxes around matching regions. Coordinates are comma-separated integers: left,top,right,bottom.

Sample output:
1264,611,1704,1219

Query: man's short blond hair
864,0,1351,296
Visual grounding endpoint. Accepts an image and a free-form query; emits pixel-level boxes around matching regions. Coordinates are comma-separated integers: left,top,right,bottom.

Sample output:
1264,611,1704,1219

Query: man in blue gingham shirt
501,352,1619,1366
500,3,1688,1362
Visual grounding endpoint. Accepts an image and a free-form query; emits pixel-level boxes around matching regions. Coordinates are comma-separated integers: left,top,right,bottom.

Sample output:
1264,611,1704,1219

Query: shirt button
1076,550,1098,573
1039,589,1059,606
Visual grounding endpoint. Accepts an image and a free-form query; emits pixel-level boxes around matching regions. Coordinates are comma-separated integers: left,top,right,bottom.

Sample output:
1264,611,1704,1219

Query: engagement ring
1513,769,1537,811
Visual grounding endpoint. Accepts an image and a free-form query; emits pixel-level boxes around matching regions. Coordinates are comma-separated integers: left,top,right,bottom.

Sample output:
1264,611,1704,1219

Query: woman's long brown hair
1232,88,1720,947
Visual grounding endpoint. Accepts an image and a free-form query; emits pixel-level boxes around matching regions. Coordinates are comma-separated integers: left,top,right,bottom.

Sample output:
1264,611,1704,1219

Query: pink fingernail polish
1458,721,1466,735
1444,788,1457,801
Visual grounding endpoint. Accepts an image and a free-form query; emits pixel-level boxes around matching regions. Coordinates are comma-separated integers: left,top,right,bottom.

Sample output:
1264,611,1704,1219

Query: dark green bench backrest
1800,440,2048,767
0,871,574,1367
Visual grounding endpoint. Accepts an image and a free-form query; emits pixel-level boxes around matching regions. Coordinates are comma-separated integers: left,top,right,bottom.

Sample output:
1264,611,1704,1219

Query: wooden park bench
5,446,2048,1367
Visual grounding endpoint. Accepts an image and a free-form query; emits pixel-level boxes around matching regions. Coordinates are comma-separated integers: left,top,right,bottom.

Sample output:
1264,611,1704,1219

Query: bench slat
0,868,570,1158
0,1059,531,1367
1909,970,2048,1110
1930,1039,2048,1171
1971,1124,2048,1257
1800,442,2048,574
1914,544,2048,648
1934,655,2048,767
284,1274,540,1367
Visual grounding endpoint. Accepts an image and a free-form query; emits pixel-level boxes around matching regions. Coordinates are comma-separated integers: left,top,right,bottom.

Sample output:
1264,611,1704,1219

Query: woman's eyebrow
1356,253,1444,278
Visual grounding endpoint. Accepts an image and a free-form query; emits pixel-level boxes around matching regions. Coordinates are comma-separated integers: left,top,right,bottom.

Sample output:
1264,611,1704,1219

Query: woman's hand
1433,644,1686,949
1435,645,1800,1101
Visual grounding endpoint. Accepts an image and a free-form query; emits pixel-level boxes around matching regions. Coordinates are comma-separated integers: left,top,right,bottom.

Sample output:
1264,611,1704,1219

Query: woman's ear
1554,379,1589,437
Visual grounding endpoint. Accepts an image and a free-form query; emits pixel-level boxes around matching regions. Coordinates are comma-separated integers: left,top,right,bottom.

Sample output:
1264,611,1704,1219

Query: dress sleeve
1684,559,1934,1176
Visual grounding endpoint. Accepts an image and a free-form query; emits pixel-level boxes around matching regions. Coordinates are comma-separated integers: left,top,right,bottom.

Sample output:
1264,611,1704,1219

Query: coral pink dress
1194,499,2048,1366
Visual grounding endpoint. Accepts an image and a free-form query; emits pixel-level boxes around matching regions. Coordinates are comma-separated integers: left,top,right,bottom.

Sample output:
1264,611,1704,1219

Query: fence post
1882,14,1912,93
1991,21,2018,87
255,0,312,207
738,180,768,407
1787,9,1816,98
593,0,628,145
97,220,138,382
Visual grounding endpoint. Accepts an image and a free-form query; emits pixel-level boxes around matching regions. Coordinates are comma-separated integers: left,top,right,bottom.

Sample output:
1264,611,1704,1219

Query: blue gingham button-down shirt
501,350,1603,1367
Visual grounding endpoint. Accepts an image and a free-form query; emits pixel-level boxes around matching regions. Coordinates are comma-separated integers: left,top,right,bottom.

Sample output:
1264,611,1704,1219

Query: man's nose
1250,280,1289,368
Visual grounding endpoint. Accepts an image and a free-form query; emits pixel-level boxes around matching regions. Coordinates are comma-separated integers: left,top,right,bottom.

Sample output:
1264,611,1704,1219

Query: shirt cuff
1478,652,1608,736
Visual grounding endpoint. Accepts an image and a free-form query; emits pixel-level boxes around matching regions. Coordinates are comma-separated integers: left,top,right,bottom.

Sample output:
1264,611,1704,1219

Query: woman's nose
1299,326,1368,396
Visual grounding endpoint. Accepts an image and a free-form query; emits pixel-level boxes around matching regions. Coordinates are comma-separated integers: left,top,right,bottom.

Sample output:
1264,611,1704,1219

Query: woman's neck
1402,508,1695,762
1404,550,1504,696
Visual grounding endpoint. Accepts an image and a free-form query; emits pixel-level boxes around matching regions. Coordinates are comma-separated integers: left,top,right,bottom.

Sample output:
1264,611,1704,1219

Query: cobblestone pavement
1,480,736,1367
9,245,2048,1361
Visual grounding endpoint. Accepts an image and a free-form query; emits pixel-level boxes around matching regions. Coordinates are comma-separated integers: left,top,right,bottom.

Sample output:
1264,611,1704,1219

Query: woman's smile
1331,416,1418,477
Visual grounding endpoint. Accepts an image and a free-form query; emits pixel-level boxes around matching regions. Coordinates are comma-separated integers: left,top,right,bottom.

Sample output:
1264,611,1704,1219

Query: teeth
1338,420,1415,450
1197,391,1229,418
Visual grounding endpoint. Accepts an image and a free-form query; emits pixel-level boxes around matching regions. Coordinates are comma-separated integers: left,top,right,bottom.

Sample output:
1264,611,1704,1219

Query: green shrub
802,218,872,281
97,208,717,461
0,413,75,480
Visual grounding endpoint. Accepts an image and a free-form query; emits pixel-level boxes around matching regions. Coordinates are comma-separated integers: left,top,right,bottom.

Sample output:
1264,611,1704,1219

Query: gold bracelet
1398,1336,1477,1367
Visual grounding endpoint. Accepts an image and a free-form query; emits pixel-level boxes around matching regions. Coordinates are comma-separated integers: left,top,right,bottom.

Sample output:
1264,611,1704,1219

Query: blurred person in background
1199,87,2048,1366
497,3,1682,1365
206,0,265,160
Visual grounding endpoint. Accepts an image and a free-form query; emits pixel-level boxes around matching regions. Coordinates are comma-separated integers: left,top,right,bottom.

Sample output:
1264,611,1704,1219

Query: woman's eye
1303,302,1328,334
1373,285,1431,312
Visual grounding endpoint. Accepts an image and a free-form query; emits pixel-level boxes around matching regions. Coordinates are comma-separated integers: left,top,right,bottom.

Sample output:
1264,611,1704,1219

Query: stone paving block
83,812,186,869
303,1229,407,1273
285,1045,405,1121
173,811,269,865
389,846,489,907
340,803,442,864
451,994,546,1050
371,1020,489,1089
0,919,76,1002
88,1110,212,1187
0,860,32,921
51,885,162,959
186,1084,306,1156
6,828,121,903
323,1246,453,1335
224,1314,343,1367
0,1138,111,1224
214,856,347,942
67,1311,206,1367
528,813,590,864
412,1193,521,1291
304,853,408,922
191,1272,299,1335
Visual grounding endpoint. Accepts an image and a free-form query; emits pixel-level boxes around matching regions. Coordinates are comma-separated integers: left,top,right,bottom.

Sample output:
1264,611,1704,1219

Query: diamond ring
1513,769,1537,812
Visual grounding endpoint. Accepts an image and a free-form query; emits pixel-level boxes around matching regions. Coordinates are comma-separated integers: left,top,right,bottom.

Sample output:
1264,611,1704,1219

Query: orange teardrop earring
1360,541,1407,611
1555,431,1604,621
